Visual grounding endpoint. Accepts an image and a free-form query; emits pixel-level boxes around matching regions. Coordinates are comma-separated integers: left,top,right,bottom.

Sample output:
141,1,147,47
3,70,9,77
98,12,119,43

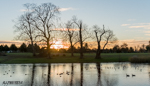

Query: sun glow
50,40,69,49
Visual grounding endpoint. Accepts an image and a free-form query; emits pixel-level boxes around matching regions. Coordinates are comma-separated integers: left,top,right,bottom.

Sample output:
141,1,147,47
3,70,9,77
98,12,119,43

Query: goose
126,74,130,77
132,74,135,77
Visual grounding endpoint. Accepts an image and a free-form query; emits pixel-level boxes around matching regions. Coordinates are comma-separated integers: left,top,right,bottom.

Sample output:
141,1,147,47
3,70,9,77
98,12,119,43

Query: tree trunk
95,43,101,59
71,44,74,57
31,39,36,56
47,38,51,58
79,23,83,59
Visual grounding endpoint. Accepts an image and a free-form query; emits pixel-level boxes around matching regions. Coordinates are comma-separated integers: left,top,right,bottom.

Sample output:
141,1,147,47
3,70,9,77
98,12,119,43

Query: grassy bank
0,53,150,63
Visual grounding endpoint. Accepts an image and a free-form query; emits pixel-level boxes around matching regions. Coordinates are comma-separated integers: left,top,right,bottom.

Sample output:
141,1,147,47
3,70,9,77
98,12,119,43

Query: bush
129,56,150,63
0,52,7,56
62,54,66,57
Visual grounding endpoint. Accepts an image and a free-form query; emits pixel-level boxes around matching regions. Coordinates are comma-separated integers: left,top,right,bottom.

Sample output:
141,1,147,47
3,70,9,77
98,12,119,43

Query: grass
0,53,150,64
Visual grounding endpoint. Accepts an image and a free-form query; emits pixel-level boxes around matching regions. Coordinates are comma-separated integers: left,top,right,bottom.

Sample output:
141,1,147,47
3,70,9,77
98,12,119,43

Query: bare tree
93,25,117,59
72,17,90,59
61,21,79,56
31,3,60,58
14,4,36,56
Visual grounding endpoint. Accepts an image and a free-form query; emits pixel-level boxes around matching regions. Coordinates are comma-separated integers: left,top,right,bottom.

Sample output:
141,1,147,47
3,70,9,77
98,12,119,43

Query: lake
0,62,150,86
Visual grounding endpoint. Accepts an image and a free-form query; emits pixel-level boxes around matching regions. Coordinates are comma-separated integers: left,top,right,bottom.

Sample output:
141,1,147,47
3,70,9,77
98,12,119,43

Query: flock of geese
3,70,15,77
1,64,146,79
56,71,73,77
126,74,135,77
3,70,29,77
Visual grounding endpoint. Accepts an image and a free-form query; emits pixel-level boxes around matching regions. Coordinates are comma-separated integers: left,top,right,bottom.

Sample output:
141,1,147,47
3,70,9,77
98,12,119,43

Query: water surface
0,62,150,86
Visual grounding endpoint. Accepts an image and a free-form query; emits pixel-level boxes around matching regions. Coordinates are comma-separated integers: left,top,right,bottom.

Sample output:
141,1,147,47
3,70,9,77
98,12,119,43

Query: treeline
0,43,40,53
112,43,150,53
1,42,150,53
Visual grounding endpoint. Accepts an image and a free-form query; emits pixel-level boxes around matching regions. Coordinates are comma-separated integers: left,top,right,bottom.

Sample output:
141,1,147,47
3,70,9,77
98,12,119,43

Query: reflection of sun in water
50,40,68,49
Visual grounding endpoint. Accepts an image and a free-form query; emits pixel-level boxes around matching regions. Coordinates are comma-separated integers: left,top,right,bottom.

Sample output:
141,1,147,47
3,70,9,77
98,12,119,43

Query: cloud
20,9,34,12
0,41,21,44
121,24,130,26
0,41,22,47
127,19,136,21
118,39,149,47
129,26,145,28
58,7,74,11
145,34,150,36
143,31,150,33
129,23,150,29
122,23,150,29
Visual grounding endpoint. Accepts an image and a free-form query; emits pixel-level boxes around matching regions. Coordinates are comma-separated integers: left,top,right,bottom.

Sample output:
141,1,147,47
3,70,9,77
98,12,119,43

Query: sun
50,40,68,49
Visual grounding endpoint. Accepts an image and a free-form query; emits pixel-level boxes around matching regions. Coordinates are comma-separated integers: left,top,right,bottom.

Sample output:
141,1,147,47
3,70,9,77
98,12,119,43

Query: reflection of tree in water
113,63,129,70
72,63,80,86
31,64,35,86
103,74,118,86
30,64,49,86
81,63,83,86
148,64,150,82
70,63,73,86
48,63,51,86
96,63,102,86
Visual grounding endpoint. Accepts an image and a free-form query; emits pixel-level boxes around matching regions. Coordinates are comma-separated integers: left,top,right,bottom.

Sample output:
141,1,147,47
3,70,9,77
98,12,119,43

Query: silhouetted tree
121,43,128,53
0,45,4,52
113,45,119,53
93,25,117,59
61,21,79,56
68,46,77,53
72,16,90,59
34,43,40,53
14,4,36,56
4,45,10,51
27,43,40,53
129,47,134,53
19,43,27,52
10,44,18,51
146,45,150,52
27,44,32,52
83,43,89,52
31,3,60,58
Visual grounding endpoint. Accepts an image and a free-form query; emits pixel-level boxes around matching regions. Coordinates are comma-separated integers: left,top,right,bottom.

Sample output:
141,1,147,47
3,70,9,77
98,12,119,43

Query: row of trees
0,43,40,53
1,42,149,53
14,3,116,59
113,43,150,53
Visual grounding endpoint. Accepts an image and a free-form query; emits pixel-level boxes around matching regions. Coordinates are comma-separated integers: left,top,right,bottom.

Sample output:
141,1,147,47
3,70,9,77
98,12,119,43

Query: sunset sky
0,0,150,47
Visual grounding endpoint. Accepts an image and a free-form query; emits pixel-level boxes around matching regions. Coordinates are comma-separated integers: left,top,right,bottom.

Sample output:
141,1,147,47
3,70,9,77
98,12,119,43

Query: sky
0,0,150,47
